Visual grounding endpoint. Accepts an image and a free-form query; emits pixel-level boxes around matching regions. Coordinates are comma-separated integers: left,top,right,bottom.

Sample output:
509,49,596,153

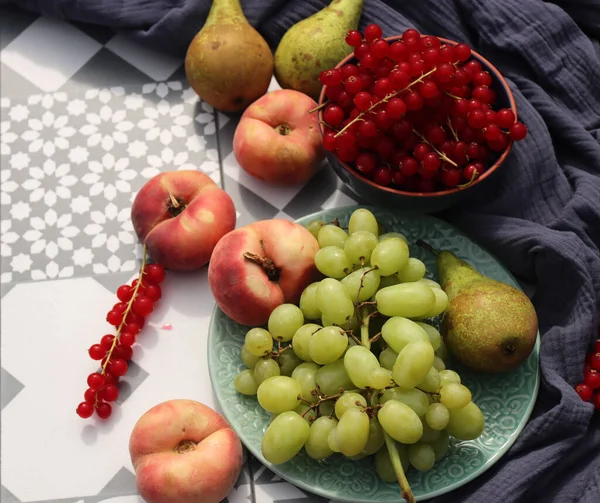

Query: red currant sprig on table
319,25,529,193
574,335,600,411
76,245,166,420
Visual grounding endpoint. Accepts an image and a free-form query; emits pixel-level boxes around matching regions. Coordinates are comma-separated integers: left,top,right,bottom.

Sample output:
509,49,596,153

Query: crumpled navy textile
13,0,600,501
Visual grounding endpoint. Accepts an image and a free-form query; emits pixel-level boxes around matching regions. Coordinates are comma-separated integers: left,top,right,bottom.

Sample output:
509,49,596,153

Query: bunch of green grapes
233,208,485,483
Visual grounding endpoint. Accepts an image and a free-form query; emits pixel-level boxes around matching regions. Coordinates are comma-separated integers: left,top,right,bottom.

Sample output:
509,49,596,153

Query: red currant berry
413,143,431,161
484,124,503,142
463,163,482,181
386,98,407,120
110,358,128,377
473,71,493,87
144,264,166,284
358,120,378,137
398,156,419,176
584,368,600,389
402,28,420,43
373,78,393,98
131,278,147,292
112,302,128,314
437,45,456,64
96,401,112,419
372,166,393,186
419,81,440,99
354,42,371,60
336,144,360,163
374,110,394,130
441,168,463,188
454,43,472,62
464,60,482,77
435,63,454,83
76,402,94,418
125,322,142,336
320,69,343,87
104,371,119,386
454,99,469,117
132,296,154,317
345,30,363,47
370,39,390,59
119,331,136,348
353,91,373,111
116,285,134,302
364,23,383,42
113,343,133,361
341,64,359,80
100,334,115,351
99,384,119,402
391,171,406,185
389,70,409,90
417,177,437,192
355,153,377,175
509,122,528,141
422,48,439,67
468,99,483,111
409,59,426,76
590,352,600,371
453,68,469,86
87,372,106,391
106,309,123,327
84,388,97,403
374,136,395,159
389,41,408,62
488,133,509,152
325,84,343,102
594,391,600,411
425,125,447,146
422,153,441,172
467,110,486,129
89,344,106,361
125,311,145,328
495,108,516,128
322,132,337,151
405,92,424,111
575,383,593,401
323,104,345,126
472,85,494,104
345,75,364,94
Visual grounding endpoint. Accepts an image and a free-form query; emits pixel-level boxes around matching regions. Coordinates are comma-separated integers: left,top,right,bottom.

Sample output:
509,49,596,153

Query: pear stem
416,239,439,256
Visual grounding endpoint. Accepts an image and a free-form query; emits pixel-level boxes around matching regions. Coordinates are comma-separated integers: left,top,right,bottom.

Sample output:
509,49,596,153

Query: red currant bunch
574,333,600,411
76,259,166,420
318,25,528,193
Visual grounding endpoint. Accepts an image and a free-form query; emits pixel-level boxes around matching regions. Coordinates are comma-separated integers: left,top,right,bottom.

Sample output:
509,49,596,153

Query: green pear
432,246,538,373
185,0,273,112
274,0,364,100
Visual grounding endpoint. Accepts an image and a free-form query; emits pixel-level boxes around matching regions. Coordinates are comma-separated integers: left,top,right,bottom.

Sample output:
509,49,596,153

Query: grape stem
415,239,440,256
360,305,372,349
384,432,416,503
412,128,459,168
334,67,438,138
369,332,382,344
309,101,329,114
457,168,479,189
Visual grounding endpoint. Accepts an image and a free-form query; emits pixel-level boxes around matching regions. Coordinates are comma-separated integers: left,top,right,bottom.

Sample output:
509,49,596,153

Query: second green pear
274,0,364,100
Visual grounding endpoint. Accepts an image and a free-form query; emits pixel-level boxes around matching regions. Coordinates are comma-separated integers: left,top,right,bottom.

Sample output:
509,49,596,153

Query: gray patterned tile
0,367,24,410
96,466,138,496
222,174,280,227
0,62,42,98
0,484,20,503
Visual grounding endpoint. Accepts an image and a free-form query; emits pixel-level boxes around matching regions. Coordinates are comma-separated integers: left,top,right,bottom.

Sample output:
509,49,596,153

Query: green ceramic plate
207,205,540,502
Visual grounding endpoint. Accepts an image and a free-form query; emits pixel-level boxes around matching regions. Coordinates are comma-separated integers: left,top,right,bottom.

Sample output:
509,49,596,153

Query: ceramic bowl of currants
316,25,528,214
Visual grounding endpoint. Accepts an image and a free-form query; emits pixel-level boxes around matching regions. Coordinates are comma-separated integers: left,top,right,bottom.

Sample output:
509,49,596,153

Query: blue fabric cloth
14,0,600,501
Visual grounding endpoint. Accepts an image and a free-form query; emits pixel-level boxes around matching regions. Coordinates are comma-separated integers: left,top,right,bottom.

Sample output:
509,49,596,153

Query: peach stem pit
243,252,280,281
175,439,197,454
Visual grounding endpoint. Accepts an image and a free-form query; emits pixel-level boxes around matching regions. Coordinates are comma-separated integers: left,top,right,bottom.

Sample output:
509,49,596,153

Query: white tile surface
0,17,102,92
222,151,310,210
105,35,182,82
321,189,357,210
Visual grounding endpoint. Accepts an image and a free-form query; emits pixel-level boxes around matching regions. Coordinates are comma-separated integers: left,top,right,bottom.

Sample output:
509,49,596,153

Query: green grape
291,362,320,403
368,366,393,389
299,282,322,320
378,231,408,243
375,444,409,483
316,359,354,396
321,314,353,331
439,369,461,387
341,266,381,302
343,345,381,388
381,316,430,354
378,347,398,370
244,328,273,357
315,246,352,279
379,387,430,416
262,411,310,464
268,303,305,342
305,416,338,460
318,224,348,248
291,323,321,362
417,366,441,393
375,283,436,318
362,418,385,455
430,429,450,461
343,230,379,265
334,391,367,419
295,403,317,423
370,238,410,276
418,278,442,289
319,399,335,417
309,325,348,365
378,400,423,444
240,344,260,368
392,340,435,389
397,257,426,283
420,417,441,442
327,425,341,453
278,348,303,376
335,407,370,457
234,369,258,395
306,219,325,239
347,452,368,461
378,274,400,288
433,356,446,371
420,288,449,319
253,358,280,385
446,401,485,440
435,338,450,361
408,442,436,471
316,278,355,326
440,382,472,410
349,208,379,235
425,403,450,430
416,322,441,351
257,376,302,414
